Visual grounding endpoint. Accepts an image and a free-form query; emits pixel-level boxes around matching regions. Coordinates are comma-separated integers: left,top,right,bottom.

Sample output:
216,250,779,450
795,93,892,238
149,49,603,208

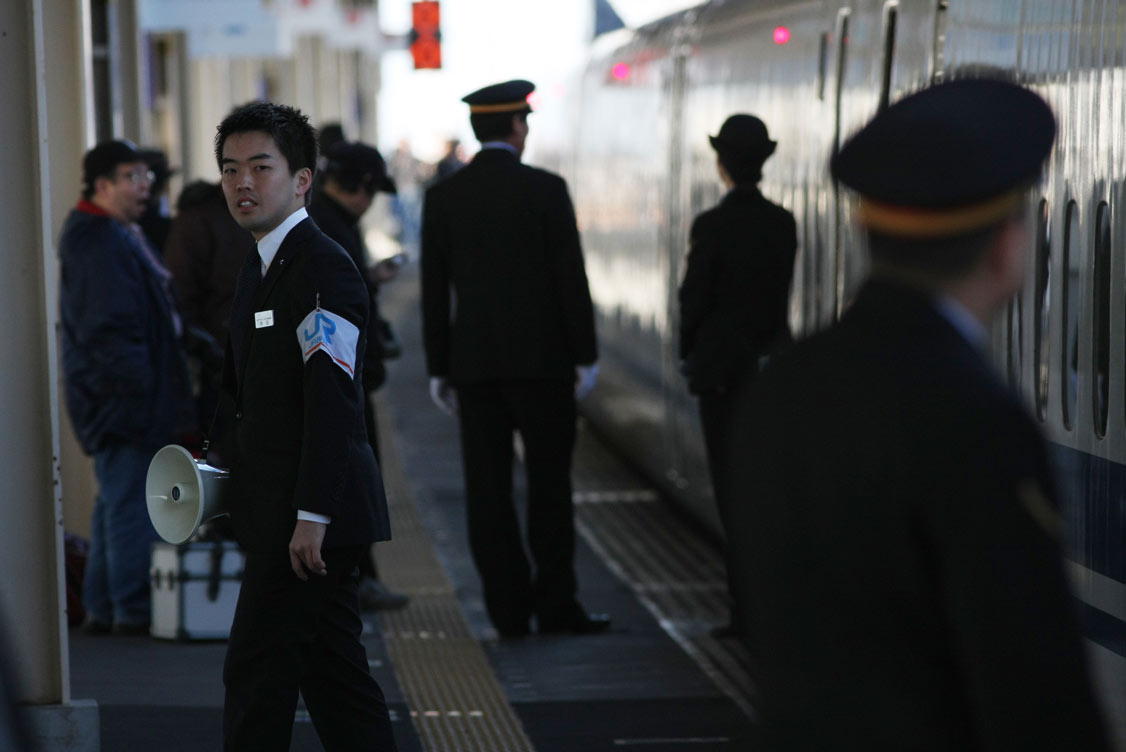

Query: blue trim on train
1049,442,1126,656
1049,442,1126,584
1079,601,1126,658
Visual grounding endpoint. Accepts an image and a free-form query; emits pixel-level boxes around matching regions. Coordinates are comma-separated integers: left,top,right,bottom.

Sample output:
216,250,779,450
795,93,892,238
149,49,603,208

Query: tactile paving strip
572,487,757,718
373,400,535,752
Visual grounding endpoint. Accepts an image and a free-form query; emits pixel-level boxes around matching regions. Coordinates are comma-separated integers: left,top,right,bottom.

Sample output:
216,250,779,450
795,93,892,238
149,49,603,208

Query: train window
817,32,829,101
1061,201,1080,431
832,10,850,156
932,1,949,84
1033,199,1051,421
1007,293,1022,391
879,4,899,112
1093,201,1110,437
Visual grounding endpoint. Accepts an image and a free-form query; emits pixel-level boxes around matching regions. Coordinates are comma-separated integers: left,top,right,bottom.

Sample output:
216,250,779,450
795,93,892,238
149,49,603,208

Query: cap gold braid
857,189,1026,239
468,100,531,114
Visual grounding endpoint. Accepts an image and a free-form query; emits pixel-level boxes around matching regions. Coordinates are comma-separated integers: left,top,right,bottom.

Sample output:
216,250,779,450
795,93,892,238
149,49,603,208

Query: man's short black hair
866,216,1014,282
214,102,318,176
470,111,527,143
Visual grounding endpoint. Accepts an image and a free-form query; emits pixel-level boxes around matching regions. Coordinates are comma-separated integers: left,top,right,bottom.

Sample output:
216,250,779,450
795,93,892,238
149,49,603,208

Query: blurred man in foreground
729,79,1109,750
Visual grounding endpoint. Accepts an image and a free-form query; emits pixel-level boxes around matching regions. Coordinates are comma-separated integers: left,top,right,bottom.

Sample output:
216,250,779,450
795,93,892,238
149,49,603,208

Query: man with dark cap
309,140,409,611
421,79,606,637
678,113,796,639
59,140,196,635
137,147,176,255
727,79,1110,749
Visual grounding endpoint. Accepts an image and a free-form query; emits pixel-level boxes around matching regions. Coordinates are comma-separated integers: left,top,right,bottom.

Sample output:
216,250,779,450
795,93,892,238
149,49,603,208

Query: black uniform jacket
219,218,391,554
420,148,597,384
679,186,797,394
728,279,1109,750
307,192,386,390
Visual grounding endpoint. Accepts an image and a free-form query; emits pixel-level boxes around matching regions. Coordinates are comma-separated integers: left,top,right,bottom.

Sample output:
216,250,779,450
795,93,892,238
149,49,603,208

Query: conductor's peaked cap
462,79,535,114
831,78,1056,238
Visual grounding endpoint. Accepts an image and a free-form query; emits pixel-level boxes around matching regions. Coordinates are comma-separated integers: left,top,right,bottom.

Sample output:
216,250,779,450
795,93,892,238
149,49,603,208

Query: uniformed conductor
421,79,607,637
727,79,1109,749
678,114,797,639
212,102,396,750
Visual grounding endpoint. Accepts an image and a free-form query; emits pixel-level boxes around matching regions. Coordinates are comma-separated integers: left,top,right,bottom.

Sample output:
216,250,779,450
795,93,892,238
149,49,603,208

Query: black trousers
456,380,579,632
223,546,396,751
698,368,759,629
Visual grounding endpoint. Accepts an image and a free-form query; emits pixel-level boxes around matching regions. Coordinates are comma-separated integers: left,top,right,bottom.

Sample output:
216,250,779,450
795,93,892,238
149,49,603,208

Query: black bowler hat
324,141,396,194
709,114,777,163
462,79,535,115
831,78,1056,238
82,139,143,193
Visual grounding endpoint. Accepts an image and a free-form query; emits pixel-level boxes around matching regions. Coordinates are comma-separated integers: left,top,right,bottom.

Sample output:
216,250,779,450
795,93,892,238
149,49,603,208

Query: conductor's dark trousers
455,380,579,633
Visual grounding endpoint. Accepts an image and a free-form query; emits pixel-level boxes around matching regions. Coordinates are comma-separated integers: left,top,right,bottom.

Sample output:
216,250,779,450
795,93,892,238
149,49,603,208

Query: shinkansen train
534,0,1125,732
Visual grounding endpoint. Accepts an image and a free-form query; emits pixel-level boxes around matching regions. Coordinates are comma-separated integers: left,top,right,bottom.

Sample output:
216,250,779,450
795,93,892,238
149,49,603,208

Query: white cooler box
150,541,244,640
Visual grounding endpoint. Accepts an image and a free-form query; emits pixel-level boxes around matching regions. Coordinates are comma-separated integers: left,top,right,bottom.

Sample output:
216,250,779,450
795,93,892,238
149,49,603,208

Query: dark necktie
236,245,262,304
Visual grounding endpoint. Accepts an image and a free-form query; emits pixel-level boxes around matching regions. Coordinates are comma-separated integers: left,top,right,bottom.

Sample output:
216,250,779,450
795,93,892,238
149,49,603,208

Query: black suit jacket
219,217,391,553
728,280,1108,750
678,186,797,394
420,148,597,384
307,192,386,390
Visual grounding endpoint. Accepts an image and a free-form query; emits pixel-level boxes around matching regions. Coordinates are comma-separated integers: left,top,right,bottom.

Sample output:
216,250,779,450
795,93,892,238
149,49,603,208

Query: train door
662,28,692,496
829,8,852,321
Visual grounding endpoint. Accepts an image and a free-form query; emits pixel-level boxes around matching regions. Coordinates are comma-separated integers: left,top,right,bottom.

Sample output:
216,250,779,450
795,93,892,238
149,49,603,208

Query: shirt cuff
297,510,331,525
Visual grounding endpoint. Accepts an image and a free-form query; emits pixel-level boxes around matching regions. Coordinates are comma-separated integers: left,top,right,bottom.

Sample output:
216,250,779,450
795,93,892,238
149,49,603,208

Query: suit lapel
233,218,315,394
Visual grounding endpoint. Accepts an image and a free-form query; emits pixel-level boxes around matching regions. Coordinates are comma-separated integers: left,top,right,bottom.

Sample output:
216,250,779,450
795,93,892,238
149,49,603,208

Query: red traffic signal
410,1,441,70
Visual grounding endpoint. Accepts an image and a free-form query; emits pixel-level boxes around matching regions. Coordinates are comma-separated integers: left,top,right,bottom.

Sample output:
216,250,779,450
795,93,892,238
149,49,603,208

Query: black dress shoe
539,612,611,635
112,622,151,637
81,618,112,636
496,625,531,640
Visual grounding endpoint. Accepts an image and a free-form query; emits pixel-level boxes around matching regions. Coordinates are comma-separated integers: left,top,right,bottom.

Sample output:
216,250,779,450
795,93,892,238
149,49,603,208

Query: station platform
68,268,754,751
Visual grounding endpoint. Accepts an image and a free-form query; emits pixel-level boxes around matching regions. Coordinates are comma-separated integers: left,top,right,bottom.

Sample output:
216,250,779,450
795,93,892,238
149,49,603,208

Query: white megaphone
146,444,229,544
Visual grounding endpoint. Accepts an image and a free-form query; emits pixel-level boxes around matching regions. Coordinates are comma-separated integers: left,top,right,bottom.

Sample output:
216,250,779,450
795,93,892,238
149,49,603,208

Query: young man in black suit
728,79,1109,750
420,79,607,637
213,102,396,750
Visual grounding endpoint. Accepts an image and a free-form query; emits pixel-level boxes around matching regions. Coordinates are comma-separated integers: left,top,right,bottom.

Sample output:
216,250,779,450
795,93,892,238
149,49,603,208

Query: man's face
220,130,311,240
97,161,151,223
511,113,529,157
329,181,375,219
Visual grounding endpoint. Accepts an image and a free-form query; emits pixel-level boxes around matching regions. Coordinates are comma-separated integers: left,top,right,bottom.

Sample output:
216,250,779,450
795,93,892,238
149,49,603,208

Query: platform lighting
774,26,791,45
611,62,630,80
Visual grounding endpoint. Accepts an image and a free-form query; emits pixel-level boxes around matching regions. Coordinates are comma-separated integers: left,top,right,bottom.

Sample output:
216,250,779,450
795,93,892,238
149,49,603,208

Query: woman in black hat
678,114,797,638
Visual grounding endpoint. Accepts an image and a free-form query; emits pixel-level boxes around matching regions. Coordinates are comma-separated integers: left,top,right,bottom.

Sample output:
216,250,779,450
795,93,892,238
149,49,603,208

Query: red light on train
611,62,630,81
773,26,791,45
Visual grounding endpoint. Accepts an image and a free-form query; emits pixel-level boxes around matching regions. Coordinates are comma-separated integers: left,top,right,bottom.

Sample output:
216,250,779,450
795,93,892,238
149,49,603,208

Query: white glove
429,377,458,415
574,363,599,400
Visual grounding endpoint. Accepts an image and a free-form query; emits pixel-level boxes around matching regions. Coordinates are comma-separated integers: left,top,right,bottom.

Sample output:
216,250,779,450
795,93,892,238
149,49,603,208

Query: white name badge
254,310,275,329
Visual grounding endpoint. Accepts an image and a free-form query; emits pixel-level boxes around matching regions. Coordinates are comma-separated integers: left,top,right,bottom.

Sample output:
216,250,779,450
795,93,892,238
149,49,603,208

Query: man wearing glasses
59,140,196,636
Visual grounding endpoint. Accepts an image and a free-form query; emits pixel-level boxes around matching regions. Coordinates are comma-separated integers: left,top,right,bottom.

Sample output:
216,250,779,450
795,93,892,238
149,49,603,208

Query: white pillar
4,0,100,748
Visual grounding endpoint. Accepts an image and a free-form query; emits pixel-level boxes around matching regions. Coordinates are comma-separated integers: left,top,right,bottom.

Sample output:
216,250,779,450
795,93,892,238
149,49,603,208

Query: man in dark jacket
213,102,395,750
59,140,196,634
308,140,408,611
729,79,1109,750
421,79,607,637
164,180,256,440
678,114,797,638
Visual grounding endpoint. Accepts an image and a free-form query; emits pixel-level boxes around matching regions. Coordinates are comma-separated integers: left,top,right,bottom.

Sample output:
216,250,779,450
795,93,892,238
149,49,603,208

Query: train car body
533,0,1125,735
